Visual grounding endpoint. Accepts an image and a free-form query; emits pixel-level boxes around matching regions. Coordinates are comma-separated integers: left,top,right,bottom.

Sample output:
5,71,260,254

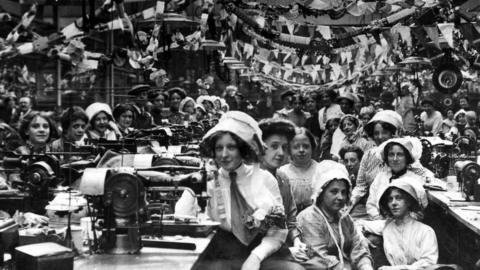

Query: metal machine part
455,160,480,201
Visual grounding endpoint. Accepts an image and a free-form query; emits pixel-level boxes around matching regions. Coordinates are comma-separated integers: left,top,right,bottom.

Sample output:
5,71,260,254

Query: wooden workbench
74,235,212,270
427,190,480,235
425,187,480,269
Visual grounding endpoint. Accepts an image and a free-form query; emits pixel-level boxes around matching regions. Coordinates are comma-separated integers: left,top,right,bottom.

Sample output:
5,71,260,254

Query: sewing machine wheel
25,161,55,188
105,173,145,217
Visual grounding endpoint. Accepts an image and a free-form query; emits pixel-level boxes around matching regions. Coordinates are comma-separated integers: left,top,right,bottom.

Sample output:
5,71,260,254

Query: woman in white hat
297,164,373,270
179,96,197,122
377,179,438,269
365,137,429,220
192,111,304,270
85,102,119,140
445,109,467,140
348,110,414,219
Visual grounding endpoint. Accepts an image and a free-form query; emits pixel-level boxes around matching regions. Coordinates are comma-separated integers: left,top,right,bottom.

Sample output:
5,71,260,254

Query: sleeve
431,113,443,136
251,171,287,261
410,161,435,183
394,226,438,269
297,211,341,269
366,175,381,220
351,150,370,205
346,217,373,270
408,226,438,269
276,173,300,244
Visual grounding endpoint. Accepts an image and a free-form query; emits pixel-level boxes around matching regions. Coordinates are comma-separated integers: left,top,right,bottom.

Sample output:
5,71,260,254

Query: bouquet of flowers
244,205,286,233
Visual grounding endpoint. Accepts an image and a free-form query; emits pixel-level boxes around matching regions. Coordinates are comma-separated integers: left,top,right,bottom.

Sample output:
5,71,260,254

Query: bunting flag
437,23,455,48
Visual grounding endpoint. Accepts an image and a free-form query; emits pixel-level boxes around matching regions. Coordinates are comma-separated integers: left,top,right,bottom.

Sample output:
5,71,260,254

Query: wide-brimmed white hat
200,111,265,159
378,177,428,216
375,136,422,164
311,161,350,201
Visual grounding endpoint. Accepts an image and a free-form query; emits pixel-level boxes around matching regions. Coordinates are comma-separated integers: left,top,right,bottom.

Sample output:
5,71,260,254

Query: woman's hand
290,237,309,262
241,253,261,270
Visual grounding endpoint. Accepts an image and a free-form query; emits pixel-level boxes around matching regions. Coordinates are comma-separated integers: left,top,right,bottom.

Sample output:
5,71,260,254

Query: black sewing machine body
79,162,210,254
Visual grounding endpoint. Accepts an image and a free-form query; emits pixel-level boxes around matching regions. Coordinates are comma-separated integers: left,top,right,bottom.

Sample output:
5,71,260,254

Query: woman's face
422,103,434,113
343,152,360,176
196,108,205,120
170,93,182,109
320,180,348,215
387,188,410,218
456,113,467,125
339,99,352,114
447,110,454,120
203,101,214,111
305,97,317,112
373,123,393,146
290,133,313,166
66,119,86,142
213,100,221,110
263,134,289,170
342,119,357,136
27,115,50,145
327,119,340,134
360,113,371,127
214,133,242,171
459,98,469,109
321,93,331,107
387,145,408,173
183,101,195,114
118,110,134,129
154,95,165,108
93,112,109,134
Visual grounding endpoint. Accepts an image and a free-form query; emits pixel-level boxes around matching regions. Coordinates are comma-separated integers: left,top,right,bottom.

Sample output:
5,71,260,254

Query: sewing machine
78,163,212,254
455,160,480,202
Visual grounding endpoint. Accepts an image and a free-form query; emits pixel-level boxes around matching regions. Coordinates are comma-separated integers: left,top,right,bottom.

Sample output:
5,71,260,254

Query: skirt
191,229,304,270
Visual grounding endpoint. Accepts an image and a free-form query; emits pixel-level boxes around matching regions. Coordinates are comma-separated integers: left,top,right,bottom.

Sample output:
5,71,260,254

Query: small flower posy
244,205,286,232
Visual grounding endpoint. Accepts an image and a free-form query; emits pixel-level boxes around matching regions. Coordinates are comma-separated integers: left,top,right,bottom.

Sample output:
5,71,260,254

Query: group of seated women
180,109,442,270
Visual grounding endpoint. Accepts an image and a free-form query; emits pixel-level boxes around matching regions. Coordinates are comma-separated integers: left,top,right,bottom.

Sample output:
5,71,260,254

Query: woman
297,166,374,270
366,137,429,220
358,106,375,138
197,95,215,118
179,97,197,122
318,113,342,161
277,127,318,211
149,91,168,125
445,109,467,140
339,145,364,188
419,98,443,136
85,102,119,140
51,106,89,163
113,104,136,137
377,179,438,269
336,115,375,157
167,87,187,124
304,92,321,139
15,112,59,155
348,110,404,219
318,89,342,133
259,118,304,250
192,111,303,270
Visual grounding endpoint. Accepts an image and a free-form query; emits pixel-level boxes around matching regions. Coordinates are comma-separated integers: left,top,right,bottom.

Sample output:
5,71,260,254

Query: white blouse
206,163,287,260
383,217,438,269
